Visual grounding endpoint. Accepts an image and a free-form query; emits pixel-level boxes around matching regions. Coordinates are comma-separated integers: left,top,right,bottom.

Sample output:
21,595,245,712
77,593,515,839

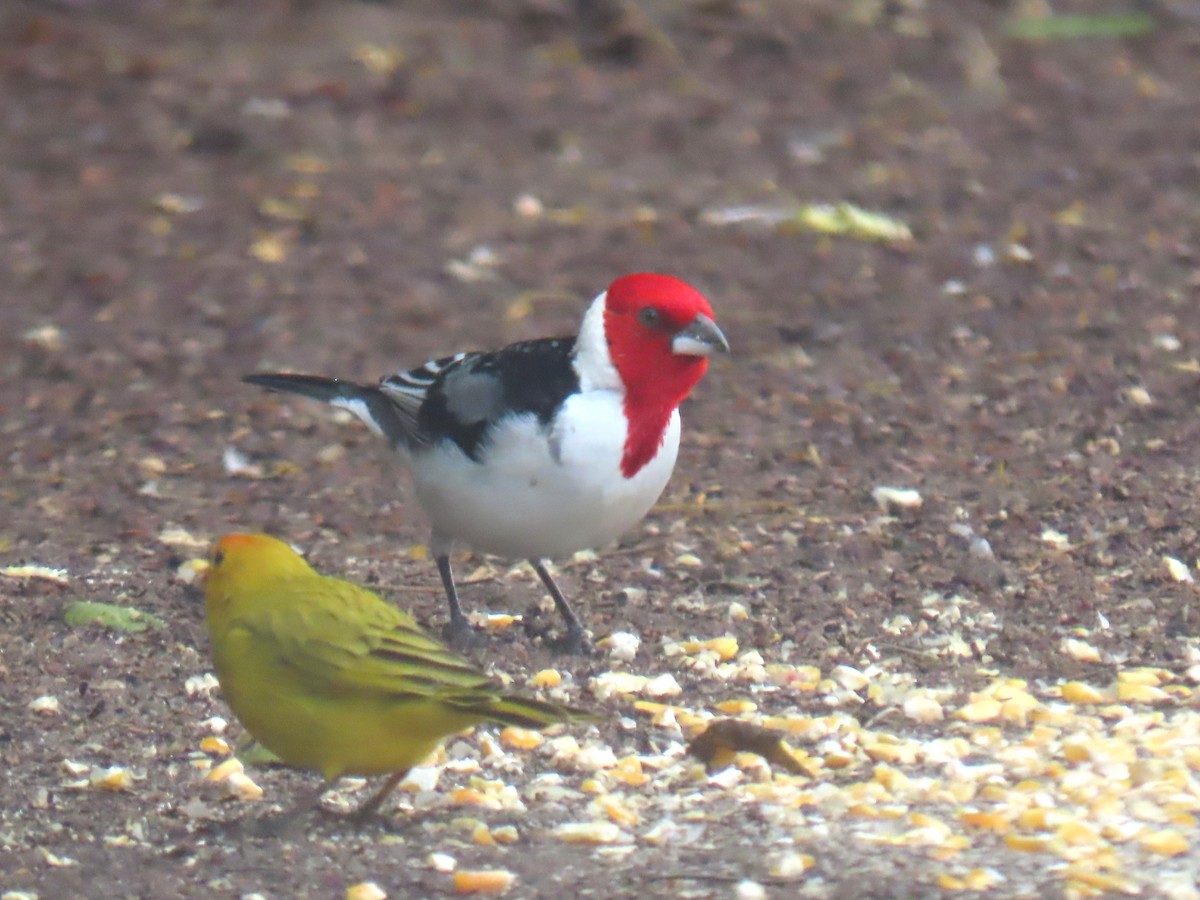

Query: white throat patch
573,290,622,392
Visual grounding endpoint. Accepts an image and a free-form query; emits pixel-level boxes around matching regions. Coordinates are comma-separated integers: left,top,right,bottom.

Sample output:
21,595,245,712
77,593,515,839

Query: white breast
409,392,681,560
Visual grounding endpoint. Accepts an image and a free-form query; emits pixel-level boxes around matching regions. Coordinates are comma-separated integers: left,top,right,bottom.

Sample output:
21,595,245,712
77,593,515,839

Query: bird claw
540,629,595,656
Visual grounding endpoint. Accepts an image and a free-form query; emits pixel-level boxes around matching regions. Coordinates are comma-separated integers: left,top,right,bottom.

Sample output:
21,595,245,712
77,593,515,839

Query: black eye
637,307,661,327
212,550,225,567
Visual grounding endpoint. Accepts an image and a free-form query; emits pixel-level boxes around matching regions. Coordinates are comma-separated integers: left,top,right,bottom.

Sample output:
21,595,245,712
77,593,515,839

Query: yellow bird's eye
212,550,226,568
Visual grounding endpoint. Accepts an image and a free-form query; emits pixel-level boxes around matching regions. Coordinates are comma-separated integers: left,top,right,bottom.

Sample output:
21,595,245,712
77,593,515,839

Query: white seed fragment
28,695,60,715
174,557,209,585
198,716,229,734
186,673,221,696
830,665,870,691
597,631,641,662
513,193,544,219
769,851,815,879
735,880,767,900
1163,555,1193,583
871,486,923,511
428,852,458,873
2,565,69,584
589,672,648,700
223,446,264,478
1040,529,1070,550
402,766,441,792
23,323,64,351
708,766,744,789
1125,385,1153,406
1061,638,1102,663
158,527,208,548
39,847,78,867
1006,242,1033,262
644,673,683,698
902,694,944,723
553,821,626,845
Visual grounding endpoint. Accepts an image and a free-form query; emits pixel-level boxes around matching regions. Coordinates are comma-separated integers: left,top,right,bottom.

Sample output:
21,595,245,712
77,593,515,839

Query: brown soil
3,1,1200,897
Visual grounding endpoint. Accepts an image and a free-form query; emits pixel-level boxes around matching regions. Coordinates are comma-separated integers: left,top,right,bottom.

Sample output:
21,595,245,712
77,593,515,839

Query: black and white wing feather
244,337,581,461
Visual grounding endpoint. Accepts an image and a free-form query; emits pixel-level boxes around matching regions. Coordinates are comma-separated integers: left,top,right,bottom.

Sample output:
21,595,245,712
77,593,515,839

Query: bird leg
350,770,408,822
530,559,591,655
436,554,481,649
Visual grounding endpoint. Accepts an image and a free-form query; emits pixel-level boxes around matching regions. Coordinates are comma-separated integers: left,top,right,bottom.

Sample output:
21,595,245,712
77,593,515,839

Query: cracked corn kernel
1117,668,1168,686
1056,820,1101,846
1061,682,1107,704
611,757,650,787
453,870,517,894
873,765,909,792
955,698,1003,723
1116,682,1171,703
823,751,855,769
91,767,133,791
1005,834,1047,852
499,727,542,750
1063,867,1141,895
596,796,639,826
492,825,519,844
226,771,264,800
1018,808,1067,831
345,883,387,900
529,669,561,688
205,757,244,782
768,852,814,878
1061,638,1102,663
450,788,494,808
1139,829,1189,856
199,736,231,755
714,699,757,715
960,810,1008,833
939,869,1002,891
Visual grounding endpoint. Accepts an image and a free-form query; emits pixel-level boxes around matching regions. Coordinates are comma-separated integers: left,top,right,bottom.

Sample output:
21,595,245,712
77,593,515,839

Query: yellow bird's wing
250,575,497,702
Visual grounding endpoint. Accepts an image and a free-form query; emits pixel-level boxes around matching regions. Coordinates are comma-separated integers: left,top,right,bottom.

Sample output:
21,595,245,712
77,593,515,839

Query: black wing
246,338,580,460
409,337,580,460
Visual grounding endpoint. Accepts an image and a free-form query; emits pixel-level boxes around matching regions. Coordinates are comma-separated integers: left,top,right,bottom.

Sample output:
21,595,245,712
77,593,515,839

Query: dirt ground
4,0,1200,897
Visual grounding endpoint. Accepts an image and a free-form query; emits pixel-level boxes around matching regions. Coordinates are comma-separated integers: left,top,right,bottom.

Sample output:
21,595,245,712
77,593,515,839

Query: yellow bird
203,533,594,818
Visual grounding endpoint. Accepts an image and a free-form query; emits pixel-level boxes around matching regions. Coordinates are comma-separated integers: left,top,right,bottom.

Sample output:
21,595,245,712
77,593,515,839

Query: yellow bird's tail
445,692,599,731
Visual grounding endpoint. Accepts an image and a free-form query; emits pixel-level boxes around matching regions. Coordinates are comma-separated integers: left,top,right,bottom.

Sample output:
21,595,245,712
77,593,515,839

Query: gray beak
671,313,730,357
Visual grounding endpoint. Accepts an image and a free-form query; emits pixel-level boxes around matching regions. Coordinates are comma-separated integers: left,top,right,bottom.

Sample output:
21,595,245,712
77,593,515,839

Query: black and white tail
244,373,419,449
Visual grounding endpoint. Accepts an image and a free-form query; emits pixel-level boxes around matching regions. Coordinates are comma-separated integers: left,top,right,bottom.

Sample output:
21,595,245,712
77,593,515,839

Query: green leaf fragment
795,203,913,243
64,601,166,633
1005,13,1155,40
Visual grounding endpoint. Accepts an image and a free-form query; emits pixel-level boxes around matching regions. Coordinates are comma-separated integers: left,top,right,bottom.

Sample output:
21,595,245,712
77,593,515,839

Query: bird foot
539,628,595,656
441,616,487,651
522,605,593,655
